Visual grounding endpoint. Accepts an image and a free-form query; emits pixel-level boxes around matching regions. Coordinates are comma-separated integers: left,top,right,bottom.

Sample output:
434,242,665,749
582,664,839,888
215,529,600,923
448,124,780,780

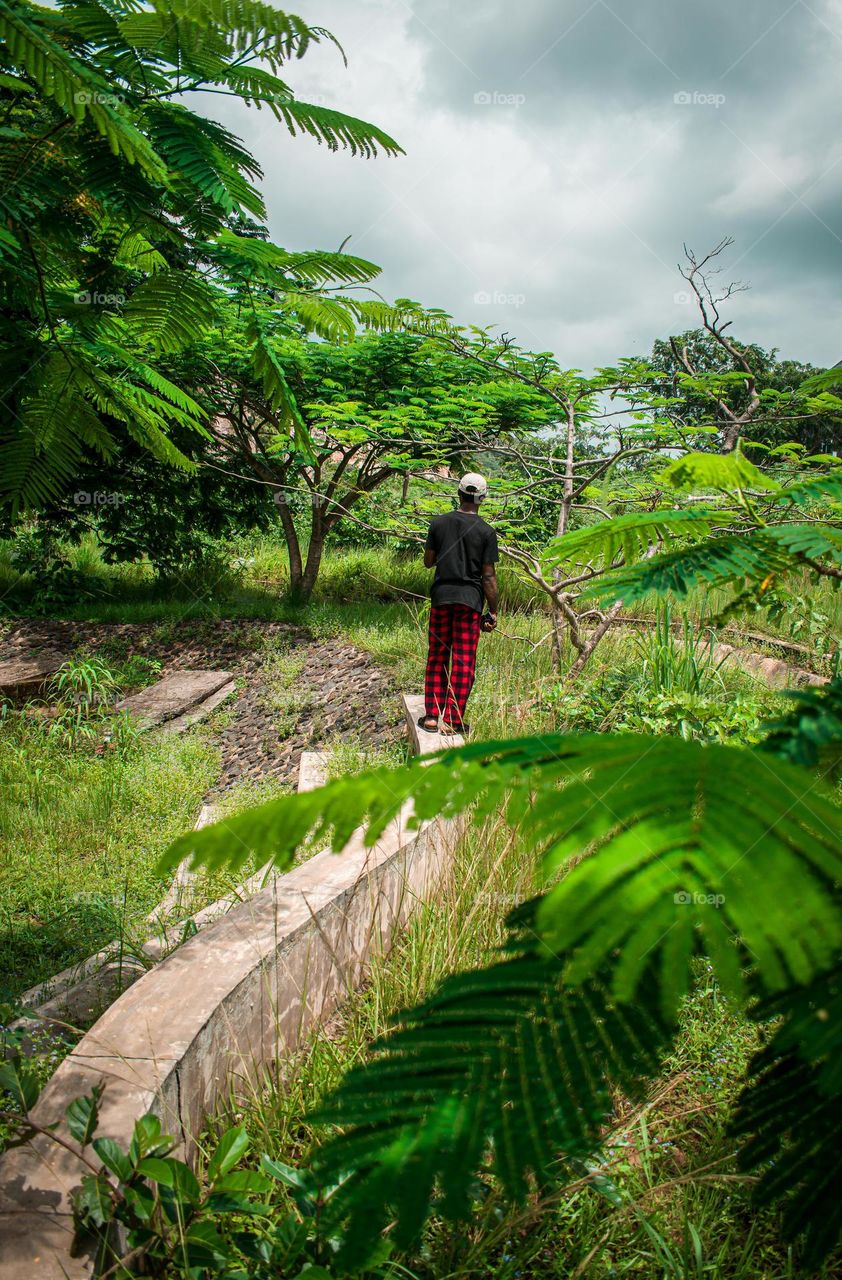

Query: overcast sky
208,0,842,373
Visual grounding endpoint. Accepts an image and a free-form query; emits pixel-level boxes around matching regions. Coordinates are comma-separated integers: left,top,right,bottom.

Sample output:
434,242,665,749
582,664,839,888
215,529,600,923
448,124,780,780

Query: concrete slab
298,751,329,792
0,653,65,701
115,670,232,731
160,678,238,735
710,643,829,688
403,693,464,753
0,804,457,1279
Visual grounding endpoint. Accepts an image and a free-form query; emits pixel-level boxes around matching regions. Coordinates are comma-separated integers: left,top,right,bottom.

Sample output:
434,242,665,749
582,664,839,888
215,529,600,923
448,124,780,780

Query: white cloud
199,0,842,371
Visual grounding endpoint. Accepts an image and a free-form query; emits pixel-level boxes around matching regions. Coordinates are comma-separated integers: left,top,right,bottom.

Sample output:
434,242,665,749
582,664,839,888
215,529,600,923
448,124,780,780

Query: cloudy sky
209,0,842,373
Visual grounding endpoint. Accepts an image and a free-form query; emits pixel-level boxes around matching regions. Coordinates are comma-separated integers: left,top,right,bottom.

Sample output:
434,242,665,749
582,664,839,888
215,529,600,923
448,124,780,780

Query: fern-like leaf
160,733,841,1014
271,98,403,157
730,969,842,1267
775,467,842,508
581,525,841,606
162,0,317,58
123,272,217,352
0,0,167,179
659,446,780,492
245,312,311,454
544,508,716,573
310,933,672,1267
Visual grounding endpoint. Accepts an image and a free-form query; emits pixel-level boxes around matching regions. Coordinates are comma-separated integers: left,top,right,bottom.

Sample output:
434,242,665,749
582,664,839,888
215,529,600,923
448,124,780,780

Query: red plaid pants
424,603,481,727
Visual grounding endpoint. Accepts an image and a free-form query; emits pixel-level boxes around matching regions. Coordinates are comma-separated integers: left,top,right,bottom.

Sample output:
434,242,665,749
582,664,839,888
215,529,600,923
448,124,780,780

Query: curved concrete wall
0,702,459,1279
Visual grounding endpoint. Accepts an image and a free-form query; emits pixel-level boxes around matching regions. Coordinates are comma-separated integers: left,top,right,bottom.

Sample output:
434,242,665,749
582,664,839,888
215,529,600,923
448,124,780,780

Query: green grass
0,533,544,620
0,715,219,1003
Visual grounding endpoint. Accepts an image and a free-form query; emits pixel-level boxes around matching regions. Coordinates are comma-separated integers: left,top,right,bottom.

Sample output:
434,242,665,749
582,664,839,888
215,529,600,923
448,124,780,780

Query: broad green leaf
65,1087,102,1145
207,1124,250,1182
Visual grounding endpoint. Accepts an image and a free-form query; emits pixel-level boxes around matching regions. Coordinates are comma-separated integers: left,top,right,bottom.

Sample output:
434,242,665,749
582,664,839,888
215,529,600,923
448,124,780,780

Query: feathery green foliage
163,732,841,1016
0,0,403,513
159,696,842,1264
581,524,838,605
311,922,672,1267
543,508,716,573
577,463,842,607
659,445,781,492
730,969,842,1269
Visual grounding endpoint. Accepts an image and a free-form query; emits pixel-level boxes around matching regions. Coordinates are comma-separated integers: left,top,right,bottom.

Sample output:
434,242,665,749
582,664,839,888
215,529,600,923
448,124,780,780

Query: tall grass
633,604,725,696
0,533,543,618
0,715,218,1001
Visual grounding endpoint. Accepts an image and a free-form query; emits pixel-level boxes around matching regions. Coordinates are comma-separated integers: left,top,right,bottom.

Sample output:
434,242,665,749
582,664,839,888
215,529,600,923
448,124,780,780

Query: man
420,472,499,735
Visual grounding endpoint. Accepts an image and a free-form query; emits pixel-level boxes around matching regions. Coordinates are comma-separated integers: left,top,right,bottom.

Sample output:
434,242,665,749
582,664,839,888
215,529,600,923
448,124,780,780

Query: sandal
417,715,439,733
440,721,469,737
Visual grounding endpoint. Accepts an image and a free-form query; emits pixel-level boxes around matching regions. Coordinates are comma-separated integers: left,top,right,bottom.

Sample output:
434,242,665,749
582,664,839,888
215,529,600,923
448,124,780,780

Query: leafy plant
573,456,842,613
43,655,133,748
632,604,724,696
3,1084,369,1277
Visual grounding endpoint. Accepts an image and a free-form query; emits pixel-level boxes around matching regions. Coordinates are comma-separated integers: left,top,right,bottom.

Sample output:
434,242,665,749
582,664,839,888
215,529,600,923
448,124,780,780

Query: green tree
0,0,401,515
649,330,842,456
184,317,555,598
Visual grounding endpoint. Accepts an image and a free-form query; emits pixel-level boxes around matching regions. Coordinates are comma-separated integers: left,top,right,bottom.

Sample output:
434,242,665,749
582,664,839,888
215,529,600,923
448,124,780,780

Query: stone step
116,669,233,731
403,693,464,753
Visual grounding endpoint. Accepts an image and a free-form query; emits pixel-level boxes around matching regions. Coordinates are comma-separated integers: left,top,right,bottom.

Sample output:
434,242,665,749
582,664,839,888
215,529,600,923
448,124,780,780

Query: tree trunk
290,500,326,604
549,406,578,671
298,528,325,602
550,602,566,670
564,600,624,683
275,496,304,595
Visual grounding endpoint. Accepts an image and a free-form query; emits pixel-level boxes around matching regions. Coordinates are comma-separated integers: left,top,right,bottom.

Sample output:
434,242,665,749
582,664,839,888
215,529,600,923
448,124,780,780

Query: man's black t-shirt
426,511,498,613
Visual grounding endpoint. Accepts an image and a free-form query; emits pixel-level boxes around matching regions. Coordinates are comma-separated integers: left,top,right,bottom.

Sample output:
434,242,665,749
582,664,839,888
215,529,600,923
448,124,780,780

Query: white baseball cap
458,472,488,499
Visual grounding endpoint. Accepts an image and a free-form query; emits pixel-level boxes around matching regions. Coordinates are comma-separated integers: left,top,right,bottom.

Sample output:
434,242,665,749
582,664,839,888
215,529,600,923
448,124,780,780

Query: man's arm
482,563,498,614
424,521,437,568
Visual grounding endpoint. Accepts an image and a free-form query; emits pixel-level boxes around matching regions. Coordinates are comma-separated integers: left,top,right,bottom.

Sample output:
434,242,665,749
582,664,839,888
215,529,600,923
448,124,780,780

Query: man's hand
480,611,497,633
